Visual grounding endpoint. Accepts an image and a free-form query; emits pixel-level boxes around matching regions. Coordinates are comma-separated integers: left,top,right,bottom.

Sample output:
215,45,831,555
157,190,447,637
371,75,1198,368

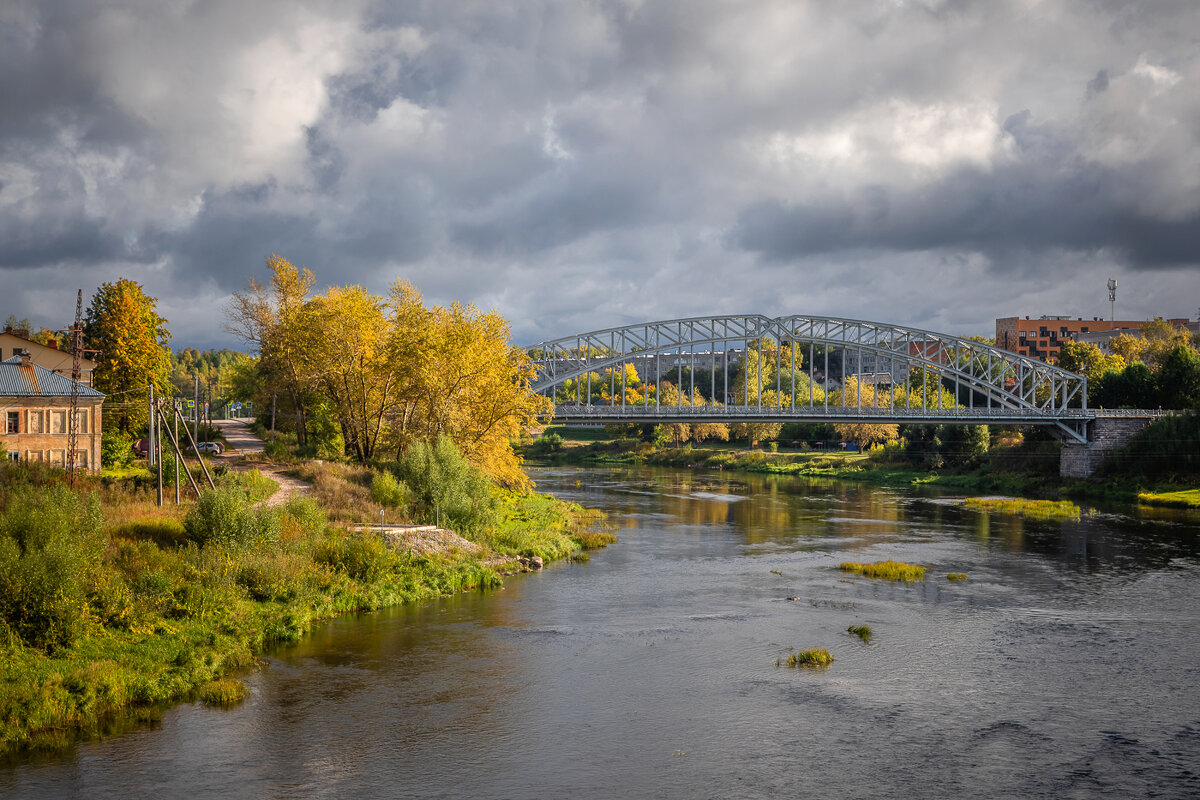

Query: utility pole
194,374,200,446
148,383,156,468
155,399,163,506
66,289,83,487
1108,278,1117,325
173,399,180,504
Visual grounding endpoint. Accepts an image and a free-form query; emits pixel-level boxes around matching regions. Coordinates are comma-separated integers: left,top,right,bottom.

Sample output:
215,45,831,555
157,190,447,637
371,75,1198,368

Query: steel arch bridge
524,315,1095,442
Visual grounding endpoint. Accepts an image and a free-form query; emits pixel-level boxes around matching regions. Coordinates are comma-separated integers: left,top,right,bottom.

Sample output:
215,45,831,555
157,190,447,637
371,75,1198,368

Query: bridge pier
1059,416,1160,479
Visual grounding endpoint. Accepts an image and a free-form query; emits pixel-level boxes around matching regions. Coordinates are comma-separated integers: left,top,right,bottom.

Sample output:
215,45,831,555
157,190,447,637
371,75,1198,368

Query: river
4,467,1200,799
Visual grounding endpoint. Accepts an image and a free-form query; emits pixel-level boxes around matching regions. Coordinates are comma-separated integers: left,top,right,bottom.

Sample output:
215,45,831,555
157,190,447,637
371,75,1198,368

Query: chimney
47,338,58,350
19,349,32,366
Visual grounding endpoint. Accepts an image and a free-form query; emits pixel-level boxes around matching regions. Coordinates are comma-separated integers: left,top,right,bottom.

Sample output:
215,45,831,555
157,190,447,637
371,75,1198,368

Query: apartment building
995,316,1190,362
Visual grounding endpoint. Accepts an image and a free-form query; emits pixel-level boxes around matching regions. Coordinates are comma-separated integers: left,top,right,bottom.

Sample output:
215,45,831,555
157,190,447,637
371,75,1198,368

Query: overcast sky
2,0,1198,350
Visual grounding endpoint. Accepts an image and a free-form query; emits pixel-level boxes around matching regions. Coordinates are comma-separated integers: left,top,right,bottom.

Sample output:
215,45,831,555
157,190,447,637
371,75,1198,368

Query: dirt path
212,418,312,507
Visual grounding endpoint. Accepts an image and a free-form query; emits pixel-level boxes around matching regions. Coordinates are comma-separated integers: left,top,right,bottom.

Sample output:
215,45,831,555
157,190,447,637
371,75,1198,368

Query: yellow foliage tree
84,279,172,434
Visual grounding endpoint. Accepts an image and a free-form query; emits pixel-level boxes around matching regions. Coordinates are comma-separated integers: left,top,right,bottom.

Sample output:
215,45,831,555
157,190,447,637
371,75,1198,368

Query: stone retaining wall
1060,417,1157,479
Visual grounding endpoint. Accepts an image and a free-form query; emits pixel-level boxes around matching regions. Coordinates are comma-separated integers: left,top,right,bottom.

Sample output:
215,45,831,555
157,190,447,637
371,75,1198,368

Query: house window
27,410,43,434
6,411,17,434
5,451,17,462
50,410,66,434
73,410,89,434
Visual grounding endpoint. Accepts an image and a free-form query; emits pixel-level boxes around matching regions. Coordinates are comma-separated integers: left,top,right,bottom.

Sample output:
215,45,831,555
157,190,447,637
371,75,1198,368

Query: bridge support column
1060,416,1158,480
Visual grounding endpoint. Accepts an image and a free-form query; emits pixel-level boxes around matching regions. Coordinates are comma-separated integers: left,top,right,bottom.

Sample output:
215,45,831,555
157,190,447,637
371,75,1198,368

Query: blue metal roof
0,356,105,398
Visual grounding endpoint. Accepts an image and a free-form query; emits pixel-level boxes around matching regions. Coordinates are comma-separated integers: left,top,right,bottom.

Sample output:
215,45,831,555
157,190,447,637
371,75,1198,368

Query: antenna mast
67,289,83,486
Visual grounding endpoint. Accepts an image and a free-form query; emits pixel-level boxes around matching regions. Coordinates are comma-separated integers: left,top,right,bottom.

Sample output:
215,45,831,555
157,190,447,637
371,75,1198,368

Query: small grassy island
786,648,834,668
839,560,926,583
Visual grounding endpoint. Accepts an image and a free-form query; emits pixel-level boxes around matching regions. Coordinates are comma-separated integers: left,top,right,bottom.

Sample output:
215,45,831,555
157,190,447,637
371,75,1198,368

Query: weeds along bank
0,458,610,755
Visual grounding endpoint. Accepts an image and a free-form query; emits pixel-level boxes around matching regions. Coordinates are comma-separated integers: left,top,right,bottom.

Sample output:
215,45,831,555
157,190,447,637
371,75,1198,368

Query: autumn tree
384,280,551,487
84,279,172,434
226,254,318,446
301,286,395,461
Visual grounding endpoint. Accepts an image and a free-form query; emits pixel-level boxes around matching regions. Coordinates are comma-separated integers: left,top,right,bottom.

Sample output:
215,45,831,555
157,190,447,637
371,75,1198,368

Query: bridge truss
525,315,1093,442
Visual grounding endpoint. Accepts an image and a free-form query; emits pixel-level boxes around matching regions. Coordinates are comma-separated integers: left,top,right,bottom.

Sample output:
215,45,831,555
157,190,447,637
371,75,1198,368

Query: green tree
1055,340,1125,407
84,279,172,434
1157,344,1200,410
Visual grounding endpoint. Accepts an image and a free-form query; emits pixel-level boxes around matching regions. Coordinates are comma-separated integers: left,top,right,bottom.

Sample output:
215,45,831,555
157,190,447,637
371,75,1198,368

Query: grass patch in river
786,648,834,668
1137,489,1200,509
847,624,872,642
198,679,246,707
947,572,968,583
839,560,926,583
963,497,1081,521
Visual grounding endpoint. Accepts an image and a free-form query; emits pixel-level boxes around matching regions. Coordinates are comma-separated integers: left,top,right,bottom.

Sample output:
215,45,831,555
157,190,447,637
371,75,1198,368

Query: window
50,410,66,434
5,451,17,462
73,410,88,434
6,411,17,434
27,410,43,434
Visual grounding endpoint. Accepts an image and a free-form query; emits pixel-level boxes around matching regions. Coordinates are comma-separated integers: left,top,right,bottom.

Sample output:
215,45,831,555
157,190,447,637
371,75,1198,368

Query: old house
0,326,97,387
0,352,105,472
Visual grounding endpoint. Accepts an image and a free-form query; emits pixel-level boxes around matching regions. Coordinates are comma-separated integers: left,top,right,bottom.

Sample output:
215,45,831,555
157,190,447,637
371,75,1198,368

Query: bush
101,433,135,469
0,486,105,651
396,436,497,536
184,486,279,549
531,432,564,455
370,471,408,508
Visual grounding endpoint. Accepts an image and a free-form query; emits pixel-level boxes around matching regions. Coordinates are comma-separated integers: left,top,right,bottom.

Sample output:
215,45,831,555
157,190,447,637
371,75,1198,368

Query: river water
4,467,1200,799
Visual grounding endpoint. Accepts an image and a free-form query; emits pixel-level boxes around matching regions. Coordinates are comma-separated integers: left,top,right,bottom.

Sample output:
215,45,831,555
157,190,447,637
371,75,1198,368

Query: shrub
396,436,497,536
531,432,564,455
184,486,279,549
370,470,408,508
0,486,105,651
101,433,135,469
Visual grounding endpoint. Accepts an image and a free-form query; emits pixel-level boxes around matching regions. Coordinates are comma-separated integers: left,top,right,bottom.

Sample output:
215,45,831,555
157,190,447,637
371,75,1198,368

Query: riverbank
521,427,1198,504
0,460,611,757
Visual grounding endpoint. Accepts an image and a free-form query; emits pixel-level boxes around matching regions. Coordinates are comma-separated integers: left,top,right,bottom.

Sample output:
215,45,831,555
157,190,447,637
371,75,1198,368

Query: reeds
838,560,926,582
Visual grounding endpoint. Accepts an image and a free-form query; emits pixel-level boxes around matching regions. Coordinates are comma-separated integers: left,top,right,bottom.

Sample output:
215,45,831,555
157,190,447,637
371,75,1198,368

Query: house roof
0,356,105,398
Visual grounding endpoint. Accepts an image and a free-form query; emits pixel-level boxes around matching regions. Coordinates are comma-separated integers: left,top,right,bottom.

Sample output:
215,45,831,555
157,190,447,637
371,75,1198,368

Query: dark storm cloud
2,0,1198,343
735,109,1200,269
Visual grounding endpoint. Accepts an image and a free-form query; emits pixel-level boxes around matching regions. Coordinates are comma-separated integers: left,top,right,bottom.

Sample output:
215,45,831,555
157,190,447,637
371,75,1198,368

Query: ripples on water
4,466,1199,799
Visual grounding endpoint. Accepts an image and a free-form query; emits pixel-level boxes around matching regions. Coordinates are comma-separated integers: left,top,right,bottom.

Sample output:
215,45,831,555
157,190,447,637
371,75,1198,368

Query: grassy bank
522,427,1198,503
0,460,609,756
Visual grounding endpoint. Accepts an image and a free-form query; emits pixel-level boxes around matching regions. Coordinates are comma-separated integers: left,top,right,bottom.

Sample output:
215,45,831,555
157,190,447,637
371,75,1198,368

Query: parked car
195,441,224,455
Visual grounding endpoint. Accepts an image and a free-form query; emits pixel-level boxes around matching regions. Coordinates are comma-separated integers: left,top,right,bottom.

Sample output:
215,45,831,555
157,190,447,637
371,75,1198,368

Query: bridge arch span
524,315,1090,441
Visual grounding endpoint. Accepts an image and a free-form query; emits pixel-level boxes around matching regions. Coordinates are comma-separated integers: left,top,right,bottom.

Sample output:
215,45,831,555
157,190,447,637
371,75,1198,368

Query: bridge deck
549,404,1102,425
